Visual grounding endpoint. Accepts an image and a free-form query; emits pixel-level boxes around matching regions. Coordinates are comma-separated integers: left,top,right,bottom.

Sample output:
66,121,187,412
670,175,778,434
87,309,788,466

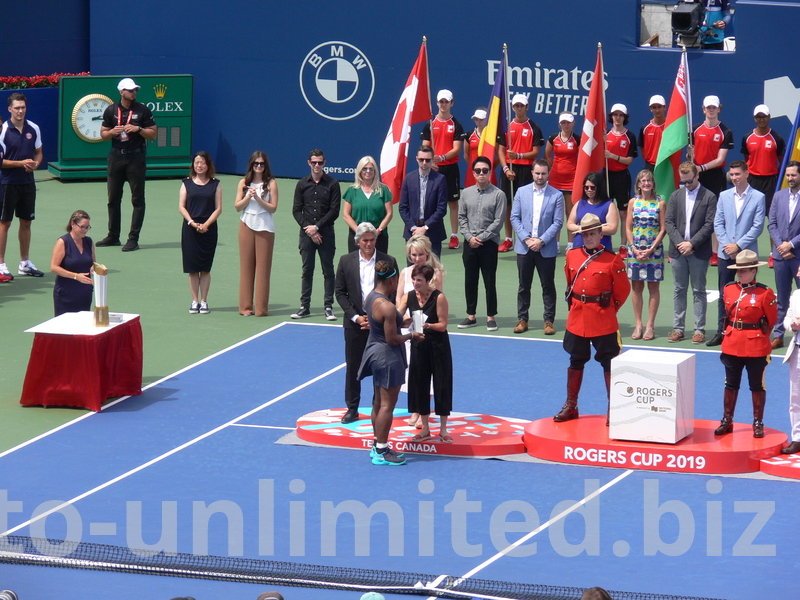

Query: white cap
117,77,140,92
558,112,575,123
703,95,721,108
753,104,770,116
610,103,628,115
511,93,529,106
436,89,453,102
649,95,666,107
471,109,487,120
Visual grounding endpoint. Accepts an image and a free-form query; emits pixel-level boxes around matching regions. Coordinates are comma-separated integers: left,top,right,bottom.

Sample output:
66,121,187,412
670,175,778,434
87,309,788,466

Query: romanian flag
777,102,800,189
654,50,691,201
380,41,432,202
478,48,508,170
571,46,607,201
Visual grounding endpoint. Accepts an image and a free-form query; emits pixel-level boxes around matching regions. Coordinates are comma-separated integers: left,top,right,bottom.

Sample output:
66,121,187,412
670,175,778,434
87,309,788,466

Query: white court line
231,424,295,430
0,358,346,537
424,469,634,599
0,321,294,461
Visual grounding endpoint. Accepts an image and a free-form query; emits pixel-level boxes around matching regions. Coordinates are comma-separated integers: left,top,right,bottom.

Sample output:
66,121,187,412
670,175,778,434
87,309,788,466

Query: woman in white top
396,234,444,427
234,151,278,316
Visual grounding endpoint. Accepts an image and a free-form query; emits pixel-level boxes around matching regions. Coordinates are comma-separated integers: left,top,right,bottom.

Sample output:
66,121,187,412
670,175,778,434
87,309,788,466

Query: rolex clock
71,94,113,142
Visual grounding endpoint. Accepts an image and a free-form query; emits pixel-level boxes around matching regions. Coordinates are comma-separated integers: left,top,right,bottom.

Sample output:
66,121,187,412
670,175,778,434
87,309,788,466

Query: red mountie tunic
741,129,786,177
691,121,734,167
720,281,777,357
639,121,666,165
605,129,638,172
547,132,581,191
565,247,631,338
464,128,498,187
421,117,465,166
504,118,544,165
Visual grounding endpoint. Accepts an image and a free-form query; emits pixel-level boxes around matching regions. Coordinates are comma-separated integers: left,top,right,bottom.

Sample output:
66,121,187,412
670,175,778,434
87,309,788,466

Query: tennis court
0,322,796,600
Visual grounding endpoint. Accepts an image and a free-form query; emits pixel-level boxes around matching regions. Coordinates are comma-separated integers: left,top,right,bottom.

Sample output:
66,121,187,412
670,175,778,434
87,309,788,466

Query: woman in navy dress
566,171,620,251
179,151,222,314
358,260,424,465
50,210,95,316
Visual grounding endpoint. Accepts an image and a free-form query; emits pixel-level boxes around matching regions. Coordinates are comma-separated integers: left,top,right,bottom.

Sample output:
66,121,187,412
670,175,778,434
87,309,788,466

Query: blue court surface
0,322,797,600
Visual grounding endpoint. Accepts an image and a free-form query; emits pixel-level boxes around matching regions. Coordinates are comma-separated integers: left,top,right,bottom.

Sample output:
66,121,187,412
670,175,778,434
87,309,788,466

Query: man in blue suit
510,158,564,334
399,145,448,258
708,160,766,346
768,160,800,349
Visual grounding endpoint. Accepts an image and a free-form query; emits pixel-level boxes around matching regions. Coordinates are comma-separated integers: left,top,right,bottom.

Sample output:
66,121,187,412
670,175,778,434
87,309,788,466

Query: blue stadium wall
77,0,800,179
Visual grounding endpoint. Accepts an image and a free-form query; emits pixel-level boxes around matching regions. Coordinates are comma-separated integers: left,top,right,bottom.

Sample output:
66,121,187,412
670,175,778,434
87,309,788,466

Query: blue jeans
671,253,709,333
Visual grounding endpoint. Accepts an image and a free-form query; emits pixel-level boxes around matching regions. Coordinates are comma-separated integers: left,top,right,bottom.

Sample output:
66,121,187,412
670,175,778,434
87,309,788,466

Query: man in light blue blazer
510,158,564,334
768,160,800,348
708,160,766,346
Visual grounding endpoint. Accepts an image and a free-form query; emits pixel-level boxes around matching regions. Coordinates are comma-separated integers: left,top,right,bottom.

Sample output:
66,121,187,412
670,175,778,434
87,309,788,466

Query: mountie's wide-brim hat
727,249,768,269
575,213,603,234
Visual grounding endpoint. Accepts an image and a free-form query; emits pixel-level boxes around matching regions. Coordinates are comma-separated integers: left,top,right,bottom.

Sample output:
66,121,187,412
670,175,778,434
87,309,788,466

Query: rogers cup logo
300,41,375,121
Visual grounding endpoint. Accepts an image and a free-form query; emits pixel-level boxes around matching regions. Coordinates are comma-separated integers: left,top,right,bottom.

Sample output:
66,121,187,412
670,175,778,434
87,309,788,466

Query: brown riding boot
554,368,582,422
714,388,738,435
752,390,766,438
604,370,612,426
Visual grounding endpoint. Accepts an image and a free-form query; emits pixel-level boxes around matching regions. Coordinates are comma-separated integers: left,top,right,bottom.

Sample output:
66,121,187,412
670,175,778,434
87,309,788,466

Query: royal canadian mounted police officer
556,213,630,424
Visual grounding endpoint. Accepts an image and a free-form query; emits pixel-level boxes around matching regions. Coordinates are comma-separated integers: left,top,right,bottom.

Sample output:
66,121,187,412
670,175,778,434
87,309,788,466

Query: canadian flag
572,46,607,201
380,41,432,202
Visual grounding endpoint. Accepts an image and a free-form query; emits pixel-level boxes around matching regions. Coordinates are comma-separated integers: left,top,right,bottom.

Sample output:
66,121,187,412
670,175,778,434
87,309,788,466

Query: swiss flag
571,47,607,201
380,42,432,202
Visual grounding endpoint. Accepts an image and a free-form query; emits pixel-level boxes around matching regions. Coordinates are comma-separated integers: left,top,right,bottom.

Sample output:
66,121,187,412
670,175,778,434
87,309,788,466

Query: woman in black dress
50,210,95,316
179,151,222,314
397,263,454,443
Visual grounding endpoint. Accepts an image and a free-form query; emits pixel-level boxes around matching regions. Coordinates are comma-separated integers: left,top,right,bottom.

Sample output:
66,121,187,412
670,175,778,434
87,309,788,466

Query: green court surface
0,169,780,452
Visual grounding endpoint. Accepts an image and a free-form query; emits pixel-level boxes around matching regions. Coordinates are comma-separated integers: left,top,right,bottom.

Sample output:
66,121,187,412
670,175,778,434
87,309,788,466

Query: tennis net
0,535,724,600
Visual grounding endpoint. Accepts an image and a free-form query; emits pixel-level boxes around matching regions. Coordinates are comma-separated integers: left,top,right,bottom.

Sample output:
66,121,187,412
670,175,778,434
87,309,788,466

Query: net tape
0,535,724,600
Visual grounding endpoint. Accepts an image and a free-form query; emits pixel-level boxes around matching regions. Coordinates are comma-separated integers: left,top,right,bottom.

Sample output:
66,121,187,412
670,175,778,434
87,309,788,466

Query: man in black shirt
97,78,157,252
291,149,341,320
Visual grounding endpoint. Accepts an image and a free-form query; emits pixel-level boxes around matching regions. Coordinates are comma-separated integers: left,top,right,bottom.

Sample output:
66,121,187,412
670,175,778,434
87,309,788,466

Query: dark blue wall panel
86,0,800,180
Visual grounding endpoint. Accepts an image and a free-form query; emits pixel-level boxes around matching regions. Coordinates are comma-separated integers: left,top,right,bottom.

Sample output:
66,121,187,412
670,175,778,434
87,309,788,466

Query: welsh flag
572,46,607,201
654,51,691,201
380,41,432,202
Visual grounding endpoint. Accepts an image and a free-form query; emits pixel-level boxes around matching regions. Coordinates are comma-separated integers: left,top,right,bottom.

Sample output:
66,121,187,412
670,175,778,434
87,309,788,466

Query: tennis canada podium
609,349,695,444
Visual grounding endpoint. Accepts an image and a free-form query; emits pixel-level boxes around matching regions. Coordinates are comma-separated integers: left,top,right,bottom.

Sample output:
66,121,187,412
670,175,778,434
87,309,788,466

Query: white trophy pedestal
609,349,695,444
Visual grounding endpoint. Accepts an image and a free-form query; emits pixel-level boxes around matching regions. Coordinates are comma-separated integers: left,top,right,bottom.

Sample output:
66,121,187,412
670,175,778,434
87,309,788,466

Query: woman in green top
343,155,393,253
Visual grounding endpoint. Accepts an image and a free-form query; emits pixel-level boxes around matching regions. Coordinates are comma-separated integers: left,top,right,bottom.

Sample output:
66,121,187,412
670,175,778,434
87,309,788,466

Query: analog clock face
71,94,113,143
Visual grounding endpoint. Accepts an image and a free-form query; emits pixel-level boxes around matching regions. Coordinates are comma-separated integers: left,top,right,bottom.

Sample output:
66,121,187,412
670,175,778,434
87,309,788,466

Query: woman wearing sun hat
715,249,777,438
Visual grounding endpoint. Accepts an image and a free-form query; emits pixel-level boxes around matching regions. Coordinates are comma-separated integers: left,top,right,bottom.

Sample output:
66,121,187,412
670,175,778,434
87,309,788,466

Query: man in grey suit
398,145,448,258
510,158,564,335
707,160,766,346
665,162,718,344
334,223,399,423
768,160,800,349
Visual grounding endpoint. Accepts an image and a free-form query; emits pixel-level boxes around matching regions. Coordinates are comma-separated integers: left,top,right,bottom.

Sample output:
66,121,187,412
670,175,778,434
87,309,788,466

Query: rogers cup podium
609,349,695,444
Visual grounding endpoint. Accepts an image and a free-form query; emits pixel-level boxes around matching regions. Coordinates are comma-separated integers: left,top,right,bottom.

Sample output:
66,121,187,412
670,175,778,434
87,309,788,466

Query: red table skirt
20,317,143,411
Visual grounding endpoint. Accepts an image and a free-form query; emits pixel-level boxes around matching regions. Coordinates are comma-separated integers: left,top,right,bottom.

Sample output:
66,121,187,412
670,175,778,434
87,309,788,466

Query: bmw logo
300,41,375,121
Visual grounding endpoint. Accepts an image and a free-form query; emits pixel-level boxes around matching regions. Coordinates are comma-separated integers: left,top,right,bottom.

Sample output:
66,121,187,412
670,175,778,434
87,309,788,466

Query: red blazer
721,281,777,357
565,247,630,337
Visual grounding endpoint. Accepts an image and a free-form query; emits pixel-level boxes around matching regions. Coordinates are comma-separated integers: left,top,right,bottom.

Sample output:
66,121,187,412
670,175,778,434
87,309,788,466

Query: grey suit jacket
665,184,717,260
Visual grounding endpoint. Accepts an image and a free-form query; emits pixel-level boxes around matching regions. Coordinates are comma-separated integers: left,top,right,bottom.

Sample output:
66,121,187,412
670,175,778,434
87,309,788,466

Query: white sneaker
199,301,209,314
0,263,12,278
189,301,200,314
18,261,44,277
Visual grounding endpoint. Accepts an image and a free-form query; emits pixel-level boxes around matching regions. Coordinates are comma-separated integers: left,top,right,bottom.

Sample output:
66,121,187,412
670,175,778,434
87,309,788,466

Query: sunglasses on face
584,185,596,190
473,168,490,175
310,160,324,165
362,167,375,172
417,157,432,163
253,161,265,167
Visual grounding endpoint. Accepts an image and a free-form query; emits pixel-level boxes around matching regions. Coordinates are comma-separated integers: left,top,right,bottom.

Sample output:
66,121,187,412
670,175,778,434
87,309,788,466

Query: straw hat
727,249,767,269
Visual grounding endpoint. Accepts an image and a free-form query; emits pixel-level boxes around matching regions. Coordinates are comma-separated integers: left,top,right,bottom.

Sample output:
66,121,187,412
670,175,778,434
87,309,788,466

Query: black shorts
500,163,534,204
606,169,631,211
0,183,36,221
438,163,461,202
748,174,778,214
